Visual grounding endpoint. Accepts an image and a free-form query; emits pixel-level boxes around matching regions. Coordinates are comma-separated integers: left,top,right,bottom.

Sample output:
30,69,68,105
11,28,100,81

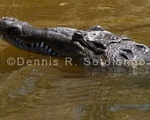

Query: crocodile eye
92,40,107,49
84,41,105,55
92,42,107,49
119,49,134,60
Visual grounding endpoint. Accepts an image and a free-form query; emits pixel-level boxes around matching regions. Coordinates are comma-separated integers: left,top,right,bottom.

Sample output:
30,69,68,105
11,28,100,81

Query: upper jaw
0,18,88,57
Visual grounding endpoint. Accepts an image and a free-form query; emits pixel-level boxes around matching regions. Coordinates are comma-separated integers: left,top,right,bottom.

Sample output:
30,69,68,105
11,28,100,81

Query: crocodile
0,17,150,67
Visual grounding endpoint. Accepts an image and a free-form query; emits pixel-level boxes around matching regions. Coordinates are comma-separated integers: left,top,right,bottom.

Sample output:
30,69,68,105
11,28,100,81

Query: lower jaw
1,34,57,56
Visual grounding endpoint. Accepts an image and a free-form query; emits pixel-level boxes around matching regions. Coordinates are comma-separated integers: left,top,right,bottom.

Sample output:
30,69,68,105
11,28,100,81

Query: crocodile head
0,17,99,63
0,17,150,67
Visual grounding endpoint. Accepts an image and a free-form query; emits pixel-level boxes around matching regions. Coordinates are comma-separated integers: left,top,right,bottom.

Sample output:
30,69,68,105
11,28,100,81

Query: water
0,0,150,120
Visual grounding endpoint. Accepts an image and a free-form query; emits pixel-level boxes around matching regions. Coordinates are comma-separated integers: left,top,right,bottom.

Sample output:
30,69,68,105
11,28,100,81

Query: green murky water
0,0,150,120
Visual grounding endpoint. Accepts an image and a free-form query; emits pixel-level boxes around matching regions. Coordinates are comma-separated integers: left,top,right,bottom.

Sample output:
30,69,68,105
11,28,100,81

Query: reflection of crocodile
0,17,150,67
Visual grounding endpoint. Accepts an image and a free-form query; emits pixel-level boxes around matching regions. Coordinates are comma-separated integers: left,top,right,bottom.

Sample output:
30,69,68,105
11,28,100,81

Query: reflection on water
0,0,150,120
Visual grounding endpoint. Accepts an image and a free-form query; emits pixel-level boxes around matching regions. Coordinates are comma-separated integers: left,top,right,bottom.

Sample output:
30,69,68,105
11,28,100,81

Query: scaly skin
0,17,150,67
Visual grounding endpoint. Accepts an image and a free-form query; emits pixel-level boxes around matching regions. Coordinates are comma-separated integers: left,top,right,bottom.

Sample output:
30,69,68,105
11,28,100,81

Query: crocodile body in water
0,17,150,67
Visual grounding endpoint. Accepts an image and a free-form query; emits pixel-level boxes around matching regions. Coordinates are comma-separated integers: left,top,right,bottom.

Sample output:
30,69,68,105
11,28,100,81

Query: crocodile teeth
45,45,49,50
36,42,40,47
19,40,23,44
48,49,51,53
40,42,45,48
31,43,35,47
22,42,26,45
15,38,19,42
